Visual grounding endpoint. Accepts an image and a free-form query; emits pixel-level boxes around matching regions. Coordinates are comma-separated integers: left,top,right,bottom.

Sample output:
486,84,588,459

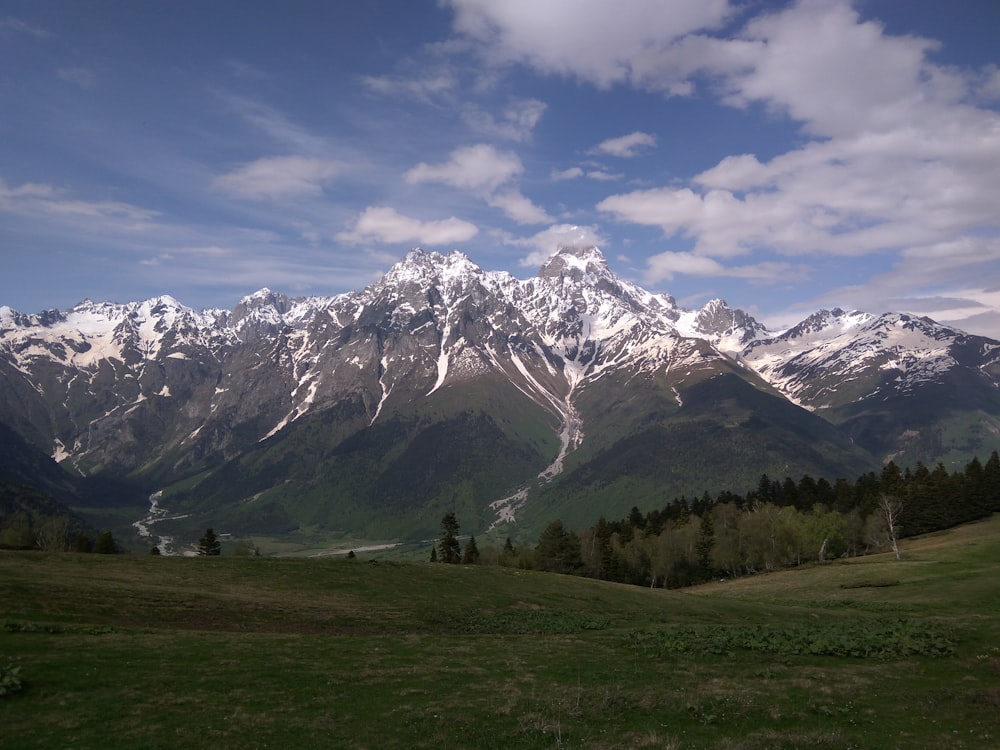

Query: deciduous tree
877,494,904,559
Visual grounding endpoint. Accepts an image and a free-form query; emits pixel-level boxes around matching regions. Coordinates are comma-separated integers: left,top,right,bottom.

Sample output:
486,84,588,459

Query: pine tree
438,512,461,564
535,519,582,573
498,536,516,567
429,546,438,562
197,528,221,556
462,535,480,564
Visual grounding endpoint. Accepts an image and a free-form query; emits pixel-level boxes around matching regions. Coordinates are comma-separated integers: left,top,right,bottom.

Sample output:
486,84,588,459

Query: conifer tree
438,512,461,564
462,534,480,564
197,528,221,556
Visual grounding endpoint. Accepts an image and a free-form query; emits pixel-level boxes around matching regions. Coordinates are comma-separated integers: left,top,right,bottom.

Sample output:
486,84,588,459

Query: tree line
444,452,1000,589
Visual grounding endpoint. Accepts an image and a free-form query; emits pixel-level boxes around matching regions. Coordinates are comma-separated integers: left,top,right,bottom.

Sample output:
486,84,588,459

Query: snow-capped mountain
2,246,999,544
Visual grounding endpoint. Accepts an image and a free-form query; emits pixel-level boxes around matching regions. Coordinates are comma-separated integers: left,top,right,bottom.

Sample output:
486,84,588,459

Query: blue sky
2,0,999,336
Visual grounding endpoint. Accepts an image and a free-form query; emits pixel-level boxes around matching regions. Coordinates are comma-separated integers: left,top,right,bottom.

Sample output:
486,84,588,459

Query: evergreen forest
512,452,1000,588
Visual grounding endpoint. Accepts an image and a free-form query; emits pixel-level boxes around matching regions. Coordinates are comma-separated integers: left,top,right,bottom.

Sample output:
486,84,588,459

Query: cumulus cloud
405,144,523,192
406,144,550,224
592,131,657,158
337,206,479,245
213,156,342,200
444,0,732,89
487,190,553,224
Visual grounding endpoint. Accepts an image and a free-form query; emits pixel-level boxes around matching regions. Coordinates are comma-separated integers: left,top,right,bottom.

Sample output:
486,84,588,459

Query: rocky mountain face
2,246,999,547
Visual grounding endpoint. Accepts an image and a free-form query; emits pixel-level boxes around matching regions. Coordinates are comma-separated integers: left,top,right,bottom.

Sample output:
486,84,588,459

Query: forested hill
519,452,1000,588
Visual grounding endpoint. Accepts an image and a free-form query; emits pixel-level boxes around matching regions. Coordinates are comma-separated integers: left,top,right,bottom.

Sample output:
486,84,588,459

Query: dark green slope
823,364,1000,468
159,373,560,541
0,421,81,503
522,372,876,532
0,422,98,546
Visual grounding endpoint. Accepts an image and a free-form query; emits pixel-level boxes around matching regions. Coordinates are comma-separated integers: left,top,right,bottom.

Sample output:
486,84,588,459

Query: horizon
2,1,999,337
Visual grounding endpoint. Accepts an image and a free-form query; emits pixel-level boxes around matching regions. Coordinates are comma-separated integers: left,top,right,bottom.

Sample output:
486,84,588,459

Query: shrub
0,661,24,698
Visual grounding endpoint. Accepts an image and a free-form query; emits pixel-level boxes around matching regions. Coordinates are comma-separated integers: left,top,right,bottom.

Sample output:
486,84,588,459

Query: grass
1,516,999,748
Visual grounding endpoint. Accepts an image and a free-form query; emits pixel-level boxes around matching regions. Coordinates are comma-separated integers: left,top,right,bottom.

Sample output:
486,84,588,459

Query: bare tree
877,494,904,560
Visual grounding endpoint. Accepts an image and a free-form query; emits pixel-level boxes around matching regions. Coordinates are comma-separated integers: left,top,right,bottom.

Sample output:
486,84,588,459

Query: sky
2,0,1000,337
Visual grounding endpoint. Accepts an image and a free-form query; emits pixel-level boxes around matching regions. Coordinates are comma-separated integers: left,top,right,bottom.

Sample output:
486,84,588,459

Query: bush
0,661,24,698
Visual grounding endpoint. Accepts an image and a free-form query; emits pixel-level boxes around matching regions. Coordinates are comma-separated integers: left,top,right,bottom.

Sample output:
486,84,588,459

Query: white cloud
405,144,523,192
462,98,547,141
486,189,553,225
405,144,551,224
0,177,158,229
644,250,795,284
359,71,457,101
718,2,954,138
213,156,342,200
444,0,732,89
551,167,584,181
552,165,622,182
57,67,96,88
593,131,657,158
979,65,1000,102
585,169,622,182
337,206,479,245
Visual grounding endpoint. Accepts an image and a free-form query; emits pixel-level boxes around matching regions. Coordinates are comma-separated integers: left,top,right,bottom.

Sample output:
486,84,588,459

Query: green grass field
2,516,999,749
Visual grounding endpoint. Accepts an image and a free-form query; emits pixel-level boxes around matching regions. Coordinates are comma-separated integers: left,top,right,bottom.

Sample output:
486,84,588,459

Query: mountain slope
2,246,999,547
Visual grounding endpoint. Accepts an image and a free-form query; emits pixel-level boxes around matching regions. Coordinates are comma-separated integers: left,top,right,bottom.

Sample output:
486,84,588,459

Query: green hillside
2,516,998,748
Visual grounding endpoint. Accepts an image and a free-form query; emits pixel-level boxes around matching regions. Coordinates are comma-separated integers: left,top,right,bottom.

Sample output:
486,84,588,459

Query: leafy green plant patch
629,619,955,659
459,608,610,634
3,621,114,636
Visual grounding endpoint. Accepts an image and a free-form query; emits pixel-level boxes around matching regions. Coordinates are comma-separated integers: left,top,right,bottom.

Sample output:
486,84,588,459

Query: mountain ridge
2,245,999,548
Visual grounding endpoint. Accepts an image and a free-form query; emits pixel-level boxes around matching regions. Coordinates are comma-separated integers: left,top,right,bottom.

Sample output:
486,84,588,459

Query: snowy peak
779,308,873,341
537,245,612,282
231,288,294,338
381,247,483,291
692,298,766,344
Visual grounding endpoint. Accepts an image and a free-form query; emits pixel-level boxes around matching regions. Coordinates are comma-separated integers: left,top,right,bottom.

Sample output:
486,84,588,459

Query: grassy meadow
1,516,999,749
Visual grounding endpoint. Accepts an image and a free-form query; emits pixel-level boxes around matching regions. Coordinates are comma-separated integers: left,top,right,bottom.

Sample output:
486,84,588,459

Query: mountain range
2,246,999,552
